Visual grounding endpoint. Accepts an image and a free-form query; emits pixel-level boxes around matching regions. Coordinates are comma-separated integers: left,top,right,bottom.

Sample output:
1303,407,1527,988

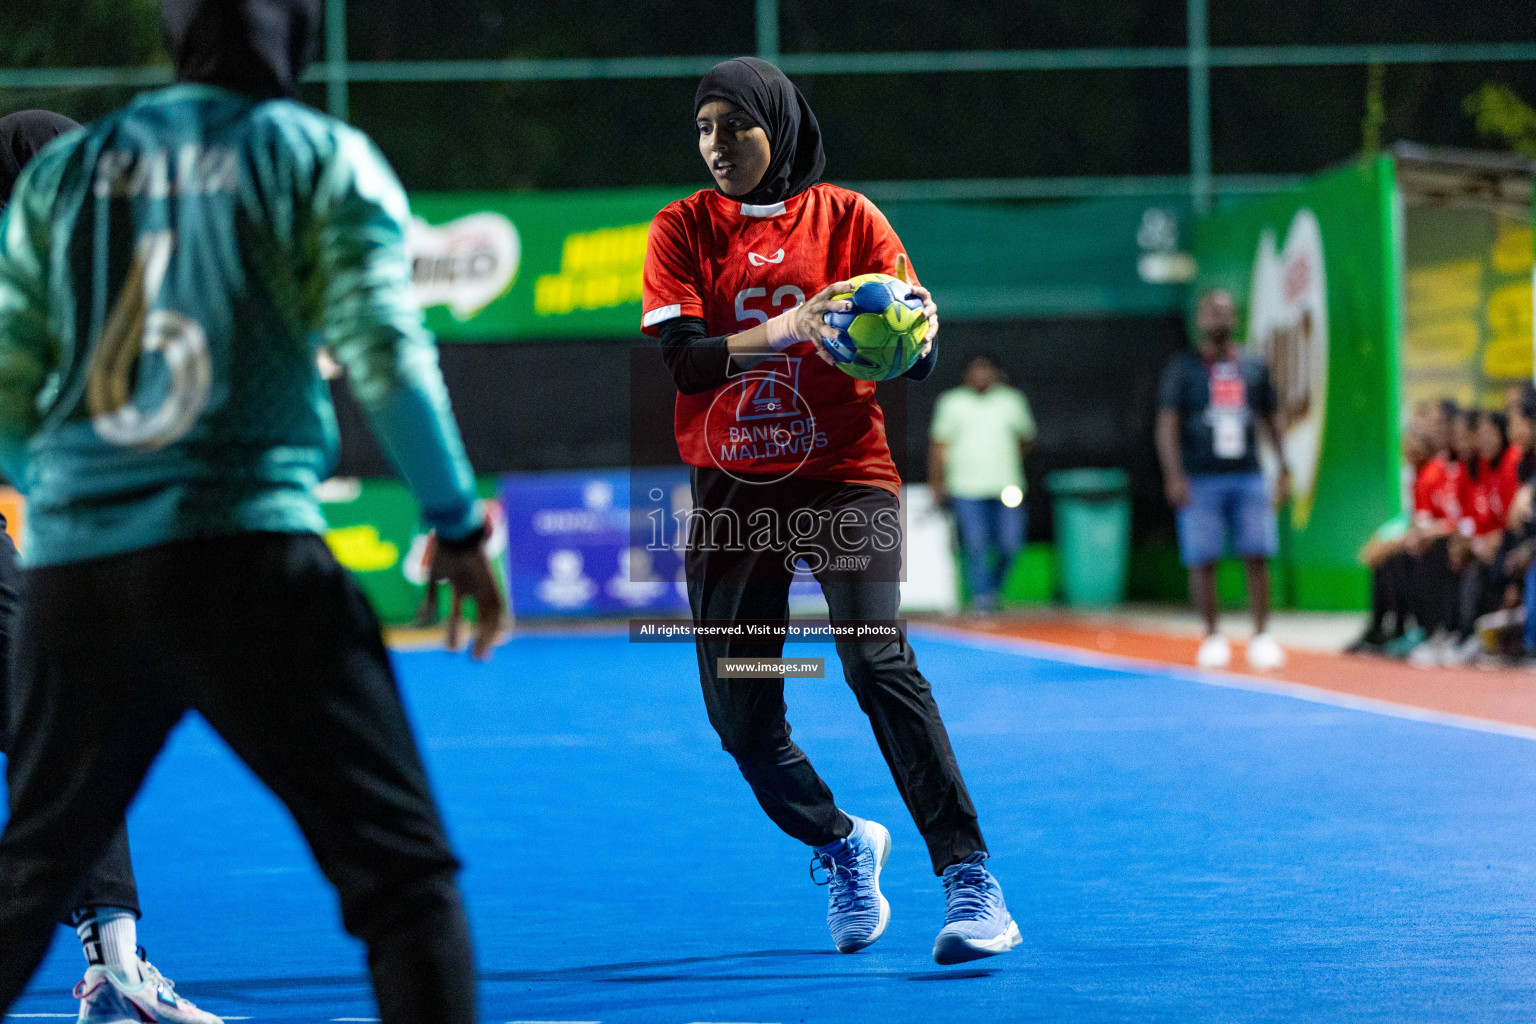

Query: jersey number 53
734,285,806,327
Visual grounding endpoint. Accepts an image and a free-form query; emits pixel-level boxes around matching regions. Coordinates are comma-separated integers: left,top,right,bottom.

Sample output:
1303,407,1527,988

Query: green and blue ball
821,273,929,381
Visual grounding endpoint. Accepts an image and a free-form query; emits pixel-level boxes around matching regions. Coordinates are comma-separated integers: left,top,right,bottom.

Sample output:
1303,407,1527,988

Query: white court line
7,1015,77,1019
402,620,1536,742
918,623,1536,744
331,1018,380,1022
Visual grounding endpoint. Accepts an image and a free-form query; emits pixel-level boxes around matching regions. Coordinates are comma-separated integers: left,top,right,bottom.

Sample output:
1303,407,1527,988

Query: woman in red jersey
642,57,1018,965
1483,412,1522,532
1441,411,1522,663
1417,410,1520,665
1349,430,1437,653
1409,409,1480,664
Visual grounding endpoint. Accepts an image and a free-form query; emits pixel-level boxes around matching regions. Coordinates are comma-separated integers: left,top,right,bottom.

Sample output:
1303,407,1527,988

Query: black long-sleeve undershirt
906,332,939,381
656,316,733,395
655,315,938,395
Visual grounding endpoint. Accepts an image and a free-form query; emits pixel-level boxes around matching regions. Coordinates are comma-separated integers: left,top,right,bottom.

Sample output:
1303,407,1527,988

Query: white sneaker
1440,633,1482,668
1196,634,1231,669
1246,633,1286,671
1408,631,1449,669
76,961,223,1024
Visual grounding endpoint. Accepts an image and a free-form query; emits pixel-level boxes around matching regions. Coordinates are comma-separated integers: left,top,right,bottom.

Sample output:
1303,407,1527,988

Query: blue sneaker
810,814,891,953
932,852,1022,964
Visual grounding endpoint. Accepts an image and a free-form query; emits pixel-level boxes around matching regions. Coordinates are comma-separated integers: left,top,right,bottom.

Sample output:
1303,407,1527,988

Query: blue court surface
8,628,1536,1023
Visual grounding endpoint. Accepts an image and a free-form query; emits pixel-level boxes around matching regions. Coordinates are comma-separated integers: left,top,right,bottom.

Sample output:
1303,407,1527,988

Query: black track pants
0,533,476,1024
686,468,986,874
0,525,138,922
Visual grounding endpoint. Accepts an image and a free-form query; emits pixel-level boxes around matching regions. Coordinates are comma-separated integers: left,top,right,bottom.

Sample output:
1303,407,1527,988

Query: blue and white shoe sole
932,917,1023,965
835,821,892,953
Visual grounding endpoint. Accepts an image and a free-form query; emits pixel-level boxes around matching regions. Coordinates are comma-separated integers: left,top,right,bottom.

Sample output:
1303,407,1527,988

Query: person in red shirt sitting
1460,411,1516,541
1452,410,1533,662
1490,412,1524,525
1353,405,1470,661
1501,398,1536,656
642,57,1018,965
1350,430,1437,652
1416,440,1462,531
1419,409,1517,665
1400,408,1475,664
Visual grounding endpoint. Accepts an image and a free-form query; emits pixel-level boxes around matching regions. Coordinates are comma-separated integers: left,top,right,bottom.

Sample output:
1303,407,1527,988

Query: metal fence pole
1187,0,1212,214
2,43,1530,91
325,0,349,121
756,0,780,62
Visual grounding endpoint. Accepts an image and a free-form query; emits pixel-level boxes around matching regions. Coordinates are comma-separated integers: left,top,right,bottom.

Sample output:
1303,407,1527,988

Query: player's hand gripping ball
820,273,929,381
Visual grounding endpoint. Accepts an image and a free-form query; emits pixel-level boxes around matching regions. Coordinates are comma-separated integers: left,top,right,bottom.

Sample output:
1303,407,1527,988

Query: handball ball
821,273,929,381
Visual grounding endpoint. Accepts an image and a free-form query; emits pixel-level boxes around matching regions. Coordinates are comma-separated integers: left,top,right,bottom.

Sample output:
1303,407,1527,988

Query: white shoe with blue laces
810,814,891,953
932,852,1022,965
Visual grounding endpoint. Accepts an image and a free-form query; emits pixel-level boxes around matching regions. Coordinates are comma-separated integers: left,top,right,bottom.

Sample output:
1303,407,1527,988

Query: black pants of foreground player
687,468,986,874
0,533,475,1024
0,525,142,927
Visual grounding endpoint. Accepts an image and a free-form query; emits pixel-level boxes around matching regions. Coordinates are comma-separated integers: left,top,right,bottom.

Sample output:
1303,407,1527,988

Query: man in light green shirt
929,354,1037,612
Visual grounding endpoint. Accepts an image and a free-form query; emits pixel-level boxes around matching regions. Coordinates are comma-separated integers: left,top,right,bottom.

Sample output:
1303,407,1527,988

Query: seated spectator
1350,430,1437,652
1499,398,1536,658
1403,409,1484,664
1437,410,1517,665
1404,408,1471,654
1353,398,1536,668
1350,405,1466,660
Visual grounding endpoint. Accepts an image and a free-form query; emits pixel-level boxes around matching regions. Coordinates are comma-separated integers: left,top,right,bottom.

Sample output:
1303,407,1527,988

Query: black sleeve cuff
657,316,733,395
904,335,939,382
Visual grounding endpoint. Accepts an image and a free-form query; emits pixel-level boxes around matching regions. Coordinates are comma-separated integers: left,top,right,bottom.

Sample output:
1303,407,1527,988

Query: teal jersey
0,84,480,566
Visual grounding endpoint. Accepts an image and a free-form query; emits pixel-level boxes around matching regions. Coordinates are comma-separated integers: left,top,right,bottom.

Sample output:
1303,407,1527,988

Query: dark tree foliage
349,0,754,61
2,0,1535,190
1207,0,1535,45
780,0,1187,50
0,0,165,67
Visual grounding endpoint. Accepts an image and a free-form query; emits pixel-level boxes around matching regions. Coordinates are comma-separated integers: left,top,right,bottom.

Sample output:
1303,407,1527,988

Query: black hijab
162,0,322,100
695,57,826,207
0,110,81,214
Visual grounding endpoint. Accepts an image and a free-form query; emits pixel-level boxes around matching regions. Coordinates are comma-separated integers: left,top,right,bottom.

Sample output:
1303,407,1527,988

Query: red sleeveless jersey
641,184,911,494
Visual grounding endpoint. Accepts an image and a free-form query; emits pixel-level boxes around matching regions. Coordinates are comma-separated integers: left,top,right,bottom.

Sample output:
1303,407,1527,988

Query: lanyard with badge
1206,360,1248,460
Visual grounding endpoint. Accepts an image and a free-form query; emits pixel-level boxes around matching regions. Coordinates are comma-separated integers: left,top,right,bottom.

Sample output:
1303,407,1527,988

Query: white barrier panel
900,484,960,615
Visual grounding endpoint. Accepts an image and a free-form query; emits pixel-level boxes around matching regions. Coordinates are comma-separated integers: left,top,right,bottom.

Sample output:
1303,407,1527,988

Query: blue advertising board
500,469,691,617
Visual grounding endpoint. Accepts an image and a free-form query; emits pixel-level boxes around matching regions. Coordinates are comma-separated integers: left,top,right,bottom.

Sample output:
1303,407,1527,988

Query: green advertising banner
1193,156,1402,609
875,196,1194,320
409,187,687,342
405,187,1192,341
